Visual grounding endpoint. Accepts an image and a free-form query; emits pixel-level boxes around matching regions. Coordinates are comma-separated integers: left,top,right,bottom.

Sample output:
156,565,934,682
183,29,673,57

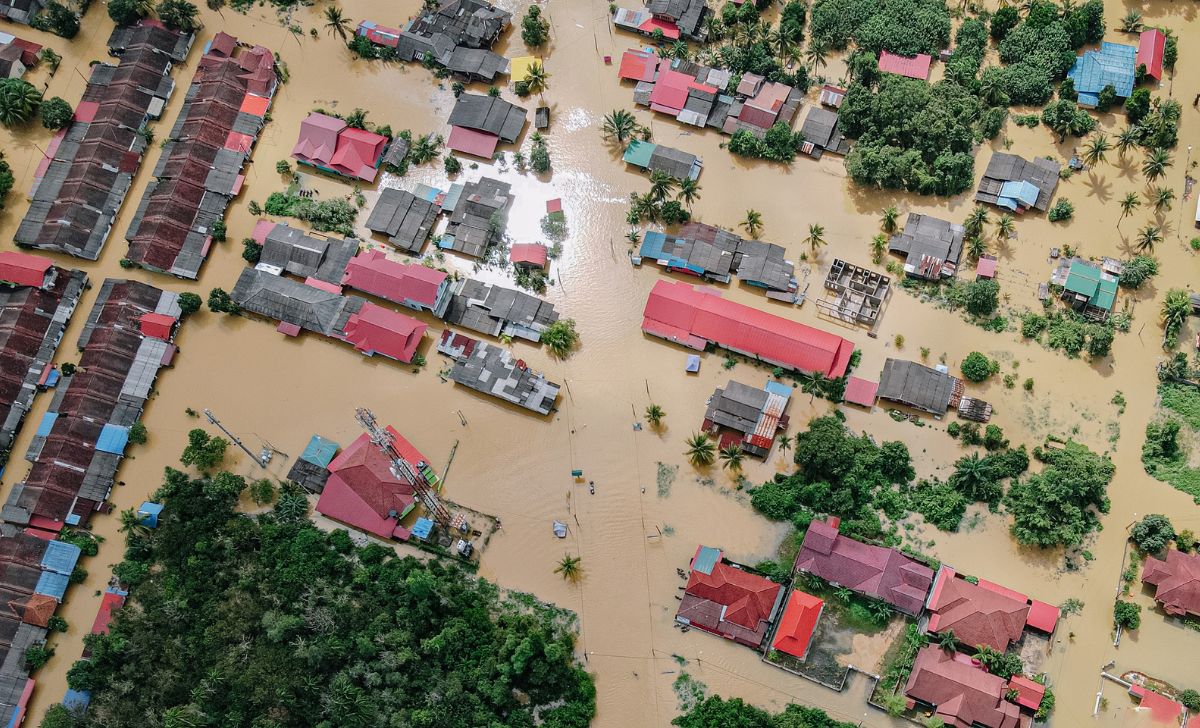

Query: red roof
844,376,878,407
879,51,932,81
239,94,270,117
1142,548,1200,617
1006,676,1045,711
1025,599,1059,634
618,49,658,82
642,280,855,378
329,127,387,182
638,16,680,39
677,560,781,647
1137,29,1165,80
1131,685,1184,724
20,594,57,627
649,68,699,114
315,428,425,539
771,591,823,659
447,125,500,159
339,302,426,363
546,198,563,214
10,38,41,66
510,243,548,268
342,249,447,308
926,568,1029,652
251,219,276,244
905,646,1023,728
90,590,126,635
208,31,237,57
138,312,176,341
0,250,52,287
976,255,997,279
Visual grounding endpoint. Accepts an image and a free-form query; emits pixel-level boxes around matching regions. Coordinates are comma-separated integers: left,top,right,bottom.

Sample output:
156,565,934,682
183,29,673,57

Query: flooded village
0,0,1197,725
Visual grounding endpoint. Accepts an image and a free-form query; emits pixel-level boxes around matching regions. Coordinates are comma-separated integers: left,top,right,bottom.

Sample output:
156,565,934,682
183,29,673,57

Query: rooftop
315,428,427,540
771,590,823,659
905,646,1023,728
976,153,1060,212
877,358,962,416
443,334,560,415
887,213,965,281
677,547,782,649
342,249,447,310
1142,548,1200,618
925,567,1030,653
878,51,932,80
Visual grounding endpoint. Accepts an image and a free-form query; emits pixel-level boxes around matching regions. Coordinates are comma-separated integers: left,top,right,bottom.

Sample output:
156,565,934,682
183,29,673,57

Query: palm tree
964,206,989,239
1119,10,1143,33
948,453,993,501
685,433,716,467
719,445,744,472
1116,126,1140,156
669,39,689,61
978,72,1007,107
1151,186,1176,212
323,5,352,42
554,554,582,582
0,79,41,126
870,234,887,264
1118,192,1141,226
776,433,792,452
880,206,899,233
741,209,763,238
1081,133,1110,167
965,235,987,261
1135,224,1163,252
834,587,853,603
676,177,701,208
1141,147,1172,182
648,169,676,203
625,229,641,246
601,109,638,144
805,41,829,71
1162,289,1192,342
524,62,550,100
645,404,665,428
994,214,1015,243
118,507,149,537
937,630,958,652
805,223,826,254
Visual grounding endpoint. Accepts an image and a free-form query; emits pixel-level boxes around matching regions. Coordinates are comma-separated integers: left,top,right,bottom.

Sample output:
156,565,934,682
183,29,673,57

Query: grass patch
1144,383,1200,501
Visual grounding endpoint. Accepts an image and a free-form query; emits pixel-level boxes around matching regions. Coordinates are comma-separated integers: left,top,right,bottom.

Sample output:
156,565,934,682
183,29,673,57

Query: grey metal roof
704,381,769,434
887,213,965,280
409,0,511,50
877,359,957,415
800,107,851,158
447,93,527,142
230,268,349,335
259,224,359,284
734,239,793,292
648,145,700,180
448,339,559,415
976,152,1061,211
444,47,507,81
365,188,440,254
442,279,558,342
443,177,510,258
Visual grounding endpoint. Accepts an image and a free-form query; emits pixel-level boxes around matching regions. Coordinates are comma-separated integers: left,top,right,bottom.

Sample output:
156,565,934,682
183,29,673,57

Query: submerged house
904,646,1027,728
614,0,711,42
924,568,1030,653
441,278,559,342
975,153,1060,212
440,177,511,257
676,545,783,649
382,0,510,82
446,93,527,158
439,331,560,415
799,106,850,159
291,112,389,182
365,187,442,254
1066,41,1136,108
342,249,452,317
315,427,429,540
1141,548,1200,618
877,358,963,417
637,230,737,282
287,434,340,494
0,0,43,24
125,34,277,278
404,0,510,50
701,380,791,458
770,591,824,661
643,223,797,297
887,213,965,281
878,51,932,81
622,139,702,181
1052,258,1118,321
252,221,358,287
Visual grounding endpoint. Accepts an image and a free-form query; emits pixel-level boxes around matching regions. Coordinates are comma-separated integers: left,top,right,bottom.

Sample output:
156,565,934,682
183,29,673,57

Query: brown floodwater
2,0,1200,725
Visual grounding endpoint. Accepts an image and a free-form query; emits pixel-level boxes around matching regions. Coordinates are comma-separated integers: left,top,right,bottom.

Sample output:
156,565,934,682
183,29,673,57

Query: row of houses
633,222,797,300
364,176,513,259
15,21,195,261
354,0,511,82
124,32,277,279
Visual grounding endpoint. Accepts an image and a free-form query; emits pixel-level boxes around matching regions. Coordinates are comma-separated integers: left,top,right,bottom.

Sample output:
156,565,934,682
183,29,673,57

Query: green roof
1064,260,1116,311
622,139,656,169
1093,276,1118,311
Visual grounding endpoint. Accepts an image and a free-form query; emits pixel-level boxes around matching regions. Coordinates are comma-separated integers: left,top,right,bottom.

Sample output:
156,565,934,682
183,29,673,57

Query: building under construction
820,259,891,332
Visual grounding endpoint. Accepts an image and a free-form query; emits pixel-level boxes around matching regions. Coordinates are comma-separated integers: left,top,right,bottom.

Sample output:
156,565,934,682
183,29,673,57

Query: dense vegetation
1005,441,1114,548
672,695,856,728
48,464,594,727
810,0,950,56
990,0,1104,105
1142,381,1200,500
695,2,808,89
263,191,357,235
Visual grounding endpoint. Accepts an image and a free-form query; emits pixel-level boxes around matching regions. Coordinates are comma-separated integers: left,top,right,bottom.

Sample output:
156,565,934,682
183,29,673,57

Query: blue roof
998,180,1040,210
692,546,721,575
411,517,434,539
45,369,60,388
35,411,57,437
95,423,129,455
41,540,81,575
637,231,703,275
35,571,70,601
301,435,340,467
685,354,701,372
1067,42,1136,99
62,689,90,712
764,380,794,398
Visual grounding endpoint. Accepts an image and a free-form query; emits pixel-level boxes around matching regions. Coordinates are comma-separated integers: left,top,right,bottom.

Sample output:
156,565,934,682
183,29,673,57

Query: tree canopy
810,0,950,56
673,695,856,728
1004,441,1114,548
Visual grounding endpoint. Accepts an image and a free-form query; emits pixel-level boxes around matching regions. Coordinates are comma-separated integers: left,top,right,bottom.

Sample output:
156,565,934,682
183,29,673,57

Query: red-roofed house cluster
676,546,784,648
315,426,429,541
292,112,391,182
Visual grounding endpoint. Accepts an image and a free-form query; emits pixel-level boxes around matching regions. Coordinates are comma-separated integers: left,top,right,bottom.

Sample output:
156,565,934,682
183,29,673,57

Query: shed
975,254,997,280
878,51,931,80
1006,676,1045,711
1025,599,1060,634
301,435,339,467
138,312,175,340
843,376,878,408
411,517,434,540
137,501,164,528
622,139,656,169
686,354,701,372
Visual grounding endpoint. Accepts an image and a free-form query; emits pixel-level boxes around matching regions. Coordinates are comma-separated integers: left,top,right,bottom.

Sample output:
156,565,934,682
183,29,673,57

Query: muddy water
1,0,1199,725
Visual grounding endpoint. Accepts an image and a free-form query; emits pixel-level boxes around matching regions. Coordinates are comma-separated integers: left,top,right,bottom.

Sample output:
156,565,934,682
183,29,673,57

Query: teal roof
301,434,339,467
692,545,721,575
623,139,657,169
1064,260,1117,311
1093,276,1118,311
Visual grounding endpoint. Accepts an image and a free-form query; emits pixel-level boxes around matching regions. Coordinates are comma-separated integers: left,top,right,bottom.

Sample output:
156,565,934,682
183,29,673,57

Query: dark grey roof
704,381,769,434
647,0,710,37
394,30,456,63
230,268,349,334
443,177,510,258
444,47,507,81
800,107,851,158
442,279,558,342
877,359,957,415
0,0,44,24
447,93,527,142
734,239,794,292
383,138,411,168
258,224,359,284
287,458,330,493
365,188,440,254
976,152,1061,211
447,339,559,415
887,213,965,280
107,23,195,62
648,145,700,180
409,0,511,50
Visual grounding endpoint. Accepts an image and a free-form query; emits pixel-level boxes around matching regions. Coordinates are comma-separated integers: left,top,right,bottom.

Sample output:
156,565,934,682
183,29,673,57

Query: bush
24,644,53,671
1131,514,1175,554
983,424,1008,451
32,1,79,38
108,0,149,26
39,96,72,130
1047,199,1074,222
963,279,1000,317
530,133,551,173
0,156,11,207
1113,599,1141,630
541,319,579,358
1178,689,1200,712
990,6,1020,40
521,6,549,47
128,421,147,445
1021,312,1049,338
242,239,262,264
263,192,357,235
728,121,805,162
1126,88,1151,124
961,351,995,381
1119,255,1158,288
444,154,462,174
910,480,967,531
177,292,201,316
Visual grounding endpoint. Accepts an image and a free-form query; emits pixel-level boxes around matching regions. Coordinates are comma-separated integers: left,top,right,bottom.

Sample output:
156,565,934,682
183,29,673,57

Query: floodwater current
1,0,1199,725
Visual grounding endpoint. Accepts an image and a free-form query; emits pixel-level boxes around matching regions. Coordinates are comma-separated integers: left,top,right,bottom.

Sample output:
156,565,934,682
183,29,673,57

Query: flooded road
1,0,1199,725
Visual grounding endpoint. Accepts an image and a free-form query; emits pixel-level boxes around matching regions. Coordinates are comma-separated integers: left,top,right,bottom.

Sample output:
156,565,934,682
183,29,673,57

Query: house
793,518,934,615
510,243,548,271
1066,42,1136,107
924,567,1030,652
701,380,791,458
976,153,1060,212
655,223,793,295
4,280,182,529
799,106,850,159
338,302,426,364
440,176,511,257
342,249,451,316
446,93,527,158
614,7,681,40
1141,548,1200,618
355,20,401,48
622,139,702,180
440,331,560,415
106,18,195,62
843,377,879,408
0,44,25,78
637,230,737,282
126,39,277,278
364,188,441,255
771,590,824,660
732,81,801,134
287,434,340,493
904,646,1026,728
887,213,965,280
405,0,510,50
440,278,559,342
1055,258,1118,321
444,46,509,83
617,48,659,82
1129,685,1185,725
879,51,932,81
877,358,963,416
291,113,389,182
646,0,711,40
676,545,783,648
0,0,43,24
1137,29,1166,81
315,427,430,540
16,23,192,260
642,280,855,378
818,84,847,108
254,222,358,287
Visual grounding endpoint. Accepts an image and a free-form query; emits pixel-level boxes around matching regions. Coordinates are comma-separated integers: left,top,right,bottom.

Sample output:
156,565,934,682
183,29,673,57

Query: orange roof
771,590,823,659
20,594,58,627
239,94,270,117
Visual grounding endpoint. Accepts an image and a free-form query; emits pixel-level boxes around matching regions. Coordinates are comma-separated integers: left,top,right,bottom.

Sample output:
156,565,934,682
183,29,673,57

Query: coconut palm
554,554,582,582
118,507,150,538
870,233,887,264
669,39,689,61
948,453,994,501
625,229,641,245
323,5,352,42
880,206,899,233
1162,289,1192,341
805,223,827,254
676,177,701,208
685,433,716,467
719,445,744,472
648,169,676,203
601,109,638,144
977,72,1007,107
1081,133,1111,167
644,404,665,427
1151,186,1176,212
741,209,763,238
964,206,989,239
1118,192,1141,226
1135,224,1163,252
524,62,550,99
994,214,1015,244
1116,126,1140,156
965,235,988,261
1141,147,1172,182
0,79,41,126
805,41,829,71
1119,10,1143,33
776,433,792,452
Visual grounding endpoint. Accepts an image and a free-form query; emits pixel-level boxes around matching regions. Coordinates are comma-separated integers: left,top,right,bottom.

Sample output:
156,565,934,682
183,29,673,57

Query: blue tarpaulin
685,354,701,372
138,501,164,528
41,540,81,575
62,689,90,712
764,380,794,399
34,412,57,437
301,435,339,467
997,180,1040,211
411,517,434,540
35,571,70,601
95,423,130,455
44,369,60,388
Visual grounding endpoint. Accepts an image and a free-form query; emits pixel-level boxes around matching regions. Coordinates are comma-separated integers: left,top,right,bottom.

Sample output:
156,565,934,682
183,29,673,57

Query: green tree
648,169,677,203
949,453,1001,505
964,279,1000,317
1081,133,1110,167
540,318,579,358
521,5,550,47
805,223,826,255
177,292,202,317
157,0,200,32
323,4,351,41
1136,224,1163,253
1113,599,1141,630
39,96,72,130
249,478,276,506
524,61,550,100
741,209,763,238
1130,514,1175,554
107,0,152,26
936,630,958,652
880,206,899,233
719,445,744,472
128,421,148,445
964,206,989,239
207,287,239,314
960,351,995,382
180,428,228,472
1116,126,1140,156
1141,147,1172,182
677,177,701,208
1150,185,1175,212
36,1,80,38
685,433,716,467
994,214,1015,244
0,78,41,125
1118,191,1140,227
644,404,665,427
554,554,582,582
1005,442,1114,548
601,109,637,143
1161,288,1191,346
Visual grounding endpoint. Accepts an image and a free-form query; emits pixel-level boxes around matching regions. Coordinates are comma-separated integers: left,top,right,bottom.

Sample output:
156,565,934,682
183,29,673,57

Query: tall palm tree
776,433,792,452
1116,126,1140,156
1081,133,1111,167
805,223,827,254
644,404,665,428
323,5,352,42
719,445,744,472
524,62,550,100
880,206,899,233
601,109,637,144
966,235,987,261
870,234,887,264
685,433,716,467
1162,289,1192,340
1151,186,1176,212
648,169,676,203
1119,10,1143,33
1135,224,1163,252
1141,147,1172,182
554,554,582,582
1118,192,1141,226
805,41,829,71
677,177,701,208
741,209,763,238
964,206,989,239
994,214,1015,243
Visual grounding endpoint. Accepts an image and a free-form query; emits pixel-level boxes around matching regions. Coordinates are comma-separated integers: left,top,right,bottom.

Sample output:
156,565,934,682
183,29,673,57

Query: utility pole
203,409,263,467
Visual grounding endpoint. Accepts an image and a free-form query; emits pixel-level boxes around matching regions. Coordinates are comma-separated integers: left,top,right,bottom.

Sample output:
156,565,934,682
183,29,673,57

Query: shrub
541,319,579,358
1119,255,1158,288
961,351,996,381
1130,514,1175,554
242,239,263,264
1047,199,1075,222
128,421,148,445
1113,599,1141,630
963,279,1000,317
444,154,462,174
39,96,72,130
521,5,549,47
1021,312,1049,338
